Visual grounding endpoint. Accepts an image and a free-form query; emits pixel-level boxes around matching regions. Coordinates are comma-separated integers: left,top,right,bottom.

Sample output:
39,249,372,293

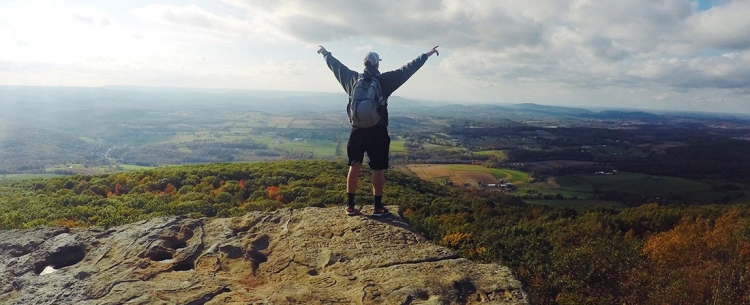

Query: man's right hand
317,45,327,55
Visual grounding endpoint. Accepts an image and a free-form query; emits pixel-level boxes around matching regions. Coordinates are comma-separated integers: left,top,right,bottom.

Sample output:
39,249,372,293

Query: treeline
391,149,486,165
405,191,750,304
616,139,750,183
0,161,450,229
507,148,596,162
0,126,107,173
507,138,750,184
1,161,748,304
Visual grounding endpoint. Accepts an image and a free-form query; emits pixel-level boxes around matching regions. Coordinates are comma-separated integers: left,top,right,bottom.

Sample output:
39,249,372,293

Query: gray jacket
321,51,429,127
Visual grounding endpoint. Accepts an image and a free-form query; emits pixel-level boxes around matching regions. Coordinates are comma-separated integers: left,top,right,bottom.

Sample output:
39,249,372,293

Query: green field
422,143,466,152
251,136,339,157
407,164,530,186
119,164,157,170
391,140,406,152
523,199,626,209
446,165,528,183
3,174,66,180
47,163,157,175
520,172,728,204
474,150,507,160
46,164,99,174
518,176,594,199
574,172,711,196
164,133,206,143
78,136,99,143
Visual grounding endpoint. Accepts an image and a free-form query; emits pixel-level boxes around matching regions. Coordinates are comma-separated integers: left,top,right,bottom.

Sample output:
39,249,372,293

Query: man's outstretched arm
380,45,439,96
317,45,357,94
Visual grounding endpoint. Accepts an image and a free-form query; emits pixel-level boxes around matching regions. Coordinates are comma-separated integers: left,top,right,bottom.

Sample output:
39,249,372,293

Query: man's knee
348,159,364,167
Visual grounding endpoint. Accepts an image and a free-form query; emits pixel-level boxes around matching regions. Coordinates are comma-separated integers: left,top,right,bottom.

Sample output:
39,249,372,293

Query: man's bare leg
347,162,361,204
344,162,362,215
371,169,387,215
371,170,384,197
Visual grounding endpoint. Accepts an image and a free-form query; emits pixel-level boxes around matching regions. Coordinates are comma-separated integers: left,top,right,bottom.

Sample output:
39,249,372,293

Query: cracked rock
0,206,528,304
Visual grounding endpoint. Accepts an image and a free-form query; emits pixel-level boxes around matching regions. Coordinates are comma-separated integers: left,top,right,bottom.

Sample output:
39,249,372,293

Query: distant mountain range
2,86,748,122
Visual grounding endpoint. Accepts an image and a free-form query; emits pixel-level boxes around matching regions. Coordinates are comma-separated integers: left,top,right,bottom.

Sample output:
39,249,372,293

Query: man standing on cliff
317,45,439,217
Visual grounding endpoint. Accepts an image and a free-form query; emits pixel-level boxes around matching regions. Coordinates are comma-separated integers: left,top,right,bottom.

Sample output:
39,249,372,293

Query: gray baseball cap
364,52,382,65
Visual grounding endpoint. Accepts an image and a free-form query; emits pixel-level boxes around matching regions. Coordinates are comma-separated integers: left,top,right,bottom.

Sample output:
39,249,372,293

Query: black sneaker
372,206,390,217
345,204,357,216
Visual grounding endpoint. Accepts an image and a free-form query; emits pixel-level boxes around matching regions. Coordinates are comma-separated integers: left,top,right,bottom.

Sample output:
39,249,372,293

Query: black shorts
347,125,390,170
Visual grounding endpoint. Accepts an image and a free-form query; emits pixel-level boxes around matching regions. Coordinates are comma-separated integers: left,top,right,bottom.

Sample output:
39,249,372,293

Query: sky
1,0,750,113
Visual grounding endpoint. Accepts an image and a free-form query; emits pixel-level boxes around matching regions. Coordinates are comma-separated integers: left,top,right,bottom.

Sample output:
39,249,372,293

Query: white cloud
1,0,750,113
628,51,750,89
354,44,373,52
223,0,750,96
73,13,95,27
688,1,750,50
130,4,277,41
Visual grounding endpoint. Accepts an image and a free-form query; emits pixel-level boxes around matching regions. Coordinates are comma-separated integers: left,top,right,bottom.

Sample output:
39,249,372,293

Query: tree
627,209,750,305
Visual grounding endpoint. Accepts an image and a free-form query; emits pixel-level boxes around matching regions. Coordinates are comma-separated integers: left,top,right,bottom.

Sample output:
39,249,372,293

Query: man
317,45,439,216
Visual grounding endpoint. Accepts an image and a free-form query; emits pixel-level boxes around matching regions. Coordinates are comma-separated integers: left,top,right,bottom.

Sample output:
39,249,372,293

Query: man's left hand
426,45,439,57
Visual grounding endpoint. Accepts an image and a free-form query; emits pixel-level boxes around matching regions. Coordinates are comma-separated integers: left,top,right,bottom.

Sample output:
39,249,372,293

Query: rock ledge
0,207,528,304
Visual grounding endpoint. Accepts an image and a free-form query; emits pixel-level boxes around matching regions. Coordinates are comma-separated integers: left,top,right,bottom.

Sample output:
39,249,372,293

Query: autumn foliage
625,209,750,305
266,185,282,201
1,160,749,305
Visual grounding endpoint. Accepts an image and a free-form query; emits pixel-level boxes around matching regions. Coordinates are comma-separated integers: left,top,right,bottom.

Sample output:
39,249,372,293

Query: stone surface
0,206,528,304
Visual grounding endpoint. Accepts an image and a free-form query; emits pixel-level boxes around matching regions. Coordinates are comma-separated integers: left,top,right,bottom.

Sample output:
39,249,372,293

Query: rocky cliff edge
0,206,528,304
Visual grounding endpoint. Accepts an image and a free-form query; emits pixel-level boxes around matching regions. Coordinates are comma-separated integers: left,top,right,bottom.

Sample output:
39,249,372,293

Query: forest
1,160,748,305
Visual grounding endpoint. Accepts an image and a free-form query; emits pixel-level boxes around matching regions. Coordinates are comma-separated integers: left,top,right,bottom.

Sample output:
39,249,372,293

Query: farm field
156,131,213,144
2,174,65,180
422,143,466,152
523,199,627,209
45,163,159,176
118,164,157,170
250,136,340,157
474,150,507,160
78,136,99,143
517,176,594,199
91,164,158,172
46,164,102,175
523,160,597,171
390,140,406,152
268,116,295,128
520,172,731,204
405,164,529,186
573,172,712,196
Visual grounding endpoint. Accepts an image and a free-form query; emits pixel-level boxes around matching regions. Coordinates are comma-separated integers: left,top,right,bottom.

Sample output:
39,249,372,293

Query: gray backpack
348,74,385,128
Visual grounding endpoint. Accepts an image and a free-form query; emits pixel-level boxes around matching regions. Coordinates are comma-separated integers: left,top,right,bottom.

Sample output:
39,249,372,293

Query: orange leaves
643,209,747,269
642,215,704,268
467,246,486,256
56,219,77,228
267,186,279,197
266,186,283,202
636,208,750,304
114,183,125,196
55,218,87,228
441,232,472,247
162,183,177,195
